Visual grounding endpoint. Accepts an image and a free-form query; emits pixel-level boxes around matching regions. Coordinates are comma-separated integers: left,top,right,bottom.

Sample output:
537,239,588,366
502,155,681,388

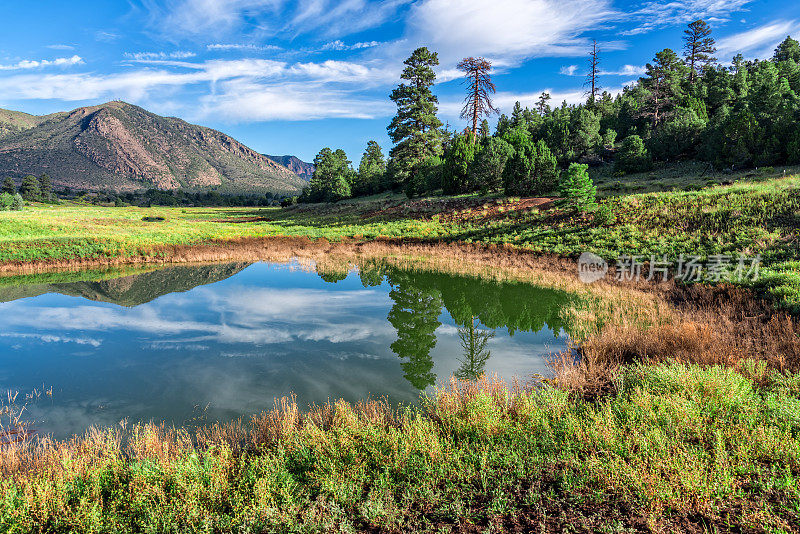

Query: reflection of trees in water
386,272,443,390
315,261,576,390
455,317,495,381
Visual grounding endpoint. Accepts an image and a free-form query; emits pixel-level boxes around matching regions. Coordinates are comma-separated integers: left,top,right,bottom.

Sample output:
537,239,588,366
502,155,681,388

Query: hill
265,154,315,181
0,263,251,306
0,102,306,195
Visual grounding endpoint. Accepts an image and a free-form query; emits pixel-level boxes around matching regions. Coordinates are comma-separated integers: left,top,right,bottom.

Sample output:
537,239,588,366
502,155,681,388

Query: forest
302,21,800,203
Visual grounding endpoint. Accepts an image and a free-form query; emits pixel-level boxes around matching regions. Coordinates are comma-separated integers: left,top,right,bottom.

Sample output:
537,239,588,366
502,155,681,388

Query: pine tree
1,177,15,194
355,141,386,196
616,135,653,173
536,92,551,115
387,47,444,190
643,49,687,127
457,57,499,140
305,148,353,202
774,36,800,63
684,20,716,83
20,175,40,201
559,163,597,212
39,174,52,201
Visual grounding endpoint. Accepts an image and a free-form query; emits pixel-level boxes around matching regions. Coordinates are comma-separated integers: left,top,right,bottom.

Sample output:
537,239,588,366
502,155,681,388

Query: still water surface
0,261,573,438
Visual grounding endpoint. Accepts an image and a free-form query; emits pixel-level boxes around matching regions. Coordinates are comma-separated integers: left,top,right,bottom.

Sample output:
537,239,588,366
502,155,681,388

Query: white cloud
207,43,283,52
599,64,646,76
320,40,382,51
623,0,753,36
560,64,579,76
716,19,800,59
141,0,408,41
405,0,615,63
124,51,197,60
0,55,84,71
46,44,75,50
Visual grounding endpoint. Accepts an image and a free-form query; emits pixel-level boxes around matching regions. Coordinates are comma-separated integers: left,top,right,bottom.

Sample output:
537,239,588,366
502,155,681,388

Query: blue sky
1,0,798,162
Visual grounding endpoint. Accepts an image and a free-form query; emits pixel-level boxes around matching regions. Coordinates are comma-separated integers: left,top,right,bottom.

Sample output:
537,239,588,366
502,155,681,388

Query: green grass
1,174,799,309
2,362,799,532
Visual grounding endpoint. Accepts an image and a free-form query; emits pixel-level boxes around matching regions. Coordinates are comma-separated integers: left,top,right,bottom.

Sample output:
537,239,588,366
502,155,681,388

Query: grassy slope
2,363,799,532
1,172,798,309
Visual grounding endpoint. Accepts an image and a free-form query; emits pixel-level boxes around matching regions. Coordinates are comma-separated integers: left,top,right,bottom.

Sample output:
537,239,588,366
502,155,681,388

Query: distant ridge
265,154,315,181
0,101,306,195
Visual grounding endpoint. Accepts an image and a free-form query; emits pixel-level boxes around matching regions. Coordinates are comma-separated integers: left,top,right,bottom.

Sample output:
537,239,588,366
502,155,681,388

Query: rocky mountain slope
265,154,315,181
0,102,306,194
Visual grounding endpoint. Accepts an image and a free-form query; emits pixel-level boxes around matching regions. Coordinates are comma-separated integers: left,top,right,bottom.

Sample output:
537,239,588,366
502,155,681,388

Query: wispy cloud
599,64,646,76
560,64,579,76
405,0,616,64
320,40,382,51
124,51,197,60
0,55,84,71
716,19,800,59
207,43,283,52
140,0,409,41
622,0,753,36
0,56,394,121
46,44,75,51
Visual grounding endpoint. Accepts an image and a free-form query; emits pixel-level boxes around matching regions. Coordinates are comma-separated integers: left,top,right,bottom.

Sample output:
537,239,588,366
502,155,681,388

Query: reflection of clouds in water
0,332,102,347
0,286,394,347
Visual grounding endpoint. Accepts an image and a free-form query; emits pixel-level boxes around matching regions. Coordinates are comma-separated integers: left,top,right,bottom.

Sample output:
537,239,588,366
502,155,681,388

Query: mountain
0,102,306,195
265,154,315,181
0,263,251,307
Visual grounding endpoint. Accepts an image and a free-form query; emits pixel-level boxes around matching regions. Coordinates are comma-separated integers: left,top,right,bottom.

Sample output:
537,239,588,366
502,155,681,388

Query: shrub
616,135,653,174
559,163,597,212
0,192,13,210
11,193,24,211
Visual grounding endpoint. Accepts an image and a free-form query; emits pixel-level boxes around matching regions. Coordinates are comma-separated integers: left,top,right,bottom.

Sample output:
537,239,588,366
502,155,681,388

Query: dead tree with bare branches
457,57,499,140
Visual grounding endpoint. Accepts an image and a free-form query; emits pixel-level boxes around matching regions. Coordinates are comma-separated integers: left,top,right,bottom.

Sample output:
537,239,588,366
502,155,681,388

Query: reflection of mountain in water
352,264,577,389
0,263,251,307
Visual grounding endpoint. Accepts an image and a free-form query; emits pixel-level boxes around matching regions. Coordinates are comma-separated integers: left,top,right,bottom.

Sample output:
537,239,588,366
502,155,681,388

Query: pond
0,261,575,439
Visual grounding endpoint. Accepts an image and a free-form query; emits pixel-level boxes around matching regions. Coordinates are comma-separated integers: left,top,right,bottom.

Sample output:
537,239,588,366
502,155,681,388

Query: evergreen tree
774,36,800,63
39,174,53,201
354,141,386,196
11,193,24,211
442,134,479,194
1,177,15,194
559,163,597,212
478,119,491,140
643,49,687,127
304,148,353,202
536,92,551,114
616,135,653,173
20,175,40,201
406,155,443,198
387,47,444,190
471,137,514,194
684,20,716,83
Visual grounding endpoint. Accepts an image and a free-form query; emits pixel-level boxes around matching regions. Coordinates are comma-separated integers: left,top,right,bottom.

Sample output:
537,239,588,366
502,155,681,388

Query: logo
578,252,608,284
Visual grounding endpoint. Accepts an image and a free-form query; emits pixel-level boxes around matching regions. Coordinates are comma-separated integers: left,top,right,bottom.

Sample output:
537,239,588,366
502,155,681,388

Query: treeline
1,174,291,207
302,24,800,203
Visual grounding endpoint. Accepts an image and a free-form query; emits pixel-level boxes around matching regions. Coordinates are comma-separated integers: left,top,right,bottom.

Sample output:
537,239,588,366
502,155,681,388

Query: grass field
2,364,800,533
2,172,800,532
1,172,798,310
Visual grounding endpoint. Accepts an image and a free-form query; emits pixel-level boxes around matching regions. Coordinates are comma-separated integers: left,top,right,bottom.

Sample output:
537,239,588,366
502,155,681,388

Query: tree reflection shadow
317,261,578,390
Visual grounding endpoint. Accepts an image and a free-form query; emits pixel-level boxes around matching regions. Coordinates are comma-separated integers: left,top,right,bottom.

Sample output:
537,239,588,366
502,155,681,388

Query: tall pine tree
684,20,716,84
387,47,444,190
